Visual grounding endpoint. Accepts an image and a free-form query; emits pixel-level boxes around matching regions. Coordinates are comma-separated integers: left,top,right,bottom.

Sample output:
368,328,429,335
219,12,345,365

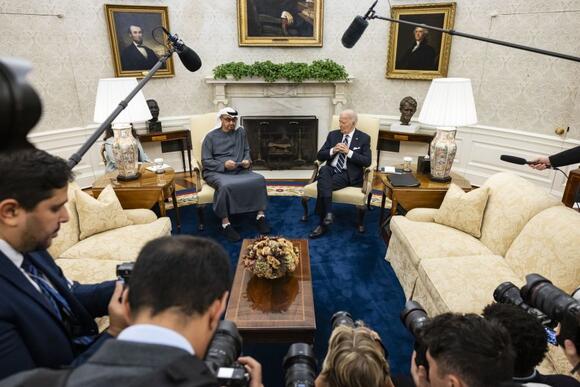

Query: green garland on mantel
212,59,349,83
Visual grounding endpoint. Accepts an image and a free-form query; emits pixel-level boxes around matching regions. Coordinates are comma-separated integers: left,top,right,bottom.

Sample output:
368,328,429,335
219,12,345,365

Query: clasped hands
333,143,350,155
225,160,251,170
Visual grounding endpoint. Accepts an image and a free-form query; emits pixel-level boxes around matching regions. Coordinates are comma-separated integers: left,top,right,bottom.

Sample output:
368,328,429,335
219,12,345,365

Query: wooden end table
225,239,316,344
136,129,193,178
379,171,471,242
92,164,181,231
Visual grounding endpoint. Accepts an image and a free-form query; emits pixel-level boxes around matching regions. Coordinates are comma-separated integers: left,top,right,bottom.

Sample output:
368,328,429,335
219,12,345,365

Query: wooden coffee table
225,239,316,343
379,170,471,242
92,163,181,231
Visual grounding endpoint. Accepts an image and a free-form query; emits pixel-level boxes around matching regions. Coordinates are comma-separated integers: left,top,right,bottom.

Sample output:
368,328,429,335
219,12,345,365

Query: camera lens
400,300,429,338
522,274,579,321
283,343,317,387
204,320,242,375
494,282,527,309
331,311,355,330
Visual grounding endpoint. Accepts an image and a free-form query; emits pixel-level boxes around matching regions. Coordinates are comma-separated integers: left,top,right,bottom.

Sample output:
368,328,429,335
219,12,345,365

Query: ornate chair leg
301,197,309,222
357,206,366,233
197,205,205,231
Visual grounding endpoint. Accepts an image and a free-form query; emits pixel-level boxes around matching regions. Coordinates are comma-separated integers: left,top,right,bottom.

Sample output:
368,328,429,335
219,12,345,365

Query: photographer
0,149,127,380
411,313,515,387
1,236,263,387
315,323,399,387
483,303,580,386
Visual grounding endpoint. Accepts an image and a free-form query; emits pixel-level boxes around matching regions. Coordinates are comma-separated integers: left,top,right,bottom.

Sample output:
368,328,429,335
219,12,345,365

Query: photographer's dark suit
314,129,372,220
0,250,114,380
120,43,161,71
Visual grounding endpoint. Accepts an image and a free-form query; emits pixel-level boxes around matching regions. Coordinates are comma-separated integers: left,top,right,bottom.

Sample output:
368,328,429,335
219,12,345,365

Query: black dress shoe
309,225,327,239
256,217,271,234
222,224,241,242
323,213,334,226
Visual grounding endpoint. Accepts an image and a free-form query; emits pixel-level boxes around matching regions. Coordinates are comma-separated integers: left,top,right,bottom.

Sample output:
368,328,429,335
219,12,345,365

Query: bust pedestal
390,123,420,133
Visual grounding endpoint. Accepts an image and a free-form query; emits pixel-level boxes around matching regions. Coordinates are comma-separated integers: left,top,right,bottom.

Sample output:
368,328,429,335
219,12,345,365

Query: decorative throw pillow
434,184,490,238
75,185,133,240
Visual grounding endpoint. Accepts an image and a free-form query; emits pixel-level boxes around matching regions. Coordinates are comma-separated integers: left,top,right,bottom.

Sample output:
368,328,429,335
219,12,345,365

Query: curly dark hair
482,303,548,377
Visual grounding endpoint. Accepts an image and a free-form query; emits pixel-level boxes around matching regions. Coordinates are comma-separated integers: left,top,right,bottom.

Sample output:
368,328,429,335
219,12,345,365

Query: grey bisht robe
202,127,268,218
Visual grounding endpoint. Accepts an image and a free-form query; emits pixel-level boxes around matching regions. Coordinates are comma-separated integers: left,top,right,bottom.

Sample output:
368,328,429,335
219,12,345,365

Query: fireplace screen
242,116,318,170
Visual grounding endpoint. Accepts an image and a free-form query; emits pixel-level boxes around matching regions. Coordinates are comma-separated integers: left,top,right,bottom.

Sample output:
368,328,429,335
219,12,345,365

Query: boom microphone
160,27,202,72
500,155,531,165
341,0,378,48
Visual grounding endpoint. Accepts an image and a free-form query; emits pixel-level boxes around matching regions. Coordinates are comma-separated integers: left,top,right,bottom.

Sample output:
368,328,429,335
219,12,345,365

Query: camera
282,343,317,387
521,274,580,348
494,281,555,328
400,300,430,370
204,320,249,387
115,262,134,285
0,57,42,151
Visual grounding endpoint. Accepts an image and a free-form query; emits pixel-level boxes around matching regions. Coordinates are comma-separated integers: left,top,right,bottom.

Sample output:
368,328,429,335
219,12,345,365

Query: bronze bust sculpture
147,99,162,132
399,96,418,125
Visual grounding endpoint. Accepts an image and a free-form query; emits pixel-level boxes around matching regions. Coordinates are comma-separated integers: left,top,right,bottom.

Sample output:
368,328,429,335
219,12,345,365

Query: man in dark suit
309,110,372,238
120,25,162,71
1,236,264,387
0,149,126,380
397,27,438,71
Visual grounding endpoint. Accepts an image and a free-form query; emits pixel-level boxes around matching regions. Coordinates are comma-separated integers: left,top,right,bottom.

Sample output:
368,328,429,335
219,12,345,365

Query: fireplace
242,116,318,170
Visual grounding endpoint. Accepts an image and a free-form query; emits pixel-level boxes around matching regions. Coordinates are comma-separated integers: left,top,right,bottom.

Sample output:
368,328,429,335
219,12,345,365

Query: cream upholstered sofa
48,184,172,284
386,172,580,374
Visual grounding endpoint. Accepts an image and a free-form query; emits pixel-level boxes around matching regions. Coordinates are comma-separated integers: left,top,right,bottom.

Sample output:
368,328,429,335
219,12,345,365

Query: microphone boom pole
369,14,580,63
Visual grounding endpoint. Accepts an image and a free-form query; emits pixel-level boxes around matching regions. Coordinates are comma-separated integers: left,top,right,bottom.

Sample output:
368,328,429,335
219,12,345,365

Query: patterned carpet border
167,184,388,209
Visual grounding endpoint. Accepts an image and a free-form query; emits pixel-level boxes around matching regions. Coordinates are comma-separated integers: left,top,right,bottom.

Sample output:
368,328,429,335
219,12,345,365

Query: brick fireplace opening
242,116,318,170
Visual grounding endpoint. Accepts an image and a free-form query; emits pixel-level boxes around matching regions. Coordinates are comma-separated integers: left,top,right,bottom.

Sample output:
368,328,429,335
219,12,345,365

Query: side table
379,171,471,242
137,129,192,178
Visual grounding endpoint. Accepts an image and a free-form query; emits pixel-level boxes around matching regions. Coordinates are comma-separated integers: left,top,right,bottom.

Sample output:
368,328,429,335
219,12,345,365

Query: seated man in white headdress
202,108,271,242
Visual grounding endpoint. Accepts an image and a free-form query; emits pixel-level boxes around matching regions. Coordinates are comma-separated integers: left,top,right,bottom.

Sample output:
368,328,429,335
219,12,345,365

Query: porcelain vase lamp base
429,127,457,182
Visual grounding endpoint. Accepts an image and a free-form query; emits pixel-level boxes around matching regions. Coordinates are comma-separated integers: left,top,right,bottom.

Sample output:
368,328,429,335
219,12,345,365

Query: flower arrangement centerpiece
242,236,300,279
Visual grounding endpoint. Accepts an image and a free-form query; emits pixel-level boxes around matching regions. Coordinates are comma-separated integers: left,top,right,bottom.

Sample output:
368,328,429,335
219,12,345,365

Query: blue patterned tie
21,255,95,346
334,134,349,174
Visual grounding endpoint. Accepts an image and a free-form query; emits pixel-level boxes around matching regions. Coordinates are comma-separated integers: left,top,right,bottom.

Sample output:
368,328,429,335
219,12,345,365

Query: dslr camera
283,343,317,387
400,300,430,371
116,262,134,286
494,273,579,348
204,320,250,387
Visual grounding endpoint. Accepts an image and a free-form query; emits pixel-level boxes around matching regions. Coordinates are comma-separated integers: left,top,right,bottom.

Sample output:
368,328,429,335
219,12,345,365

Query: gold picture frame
386,2,456,80
237,0,324,47
105,4,174,78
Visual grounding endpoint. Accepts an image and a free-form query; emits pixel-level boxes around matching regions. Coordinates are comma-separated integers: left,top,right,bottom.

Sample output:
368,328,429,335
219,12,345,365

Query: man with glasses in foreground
202,108,271,242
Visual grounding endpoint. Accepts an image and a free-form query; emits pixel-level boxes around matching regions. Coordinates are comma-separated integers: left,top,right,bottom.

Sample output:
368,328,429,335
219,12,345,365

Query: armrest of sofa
123,209,158,224
406,208,438,222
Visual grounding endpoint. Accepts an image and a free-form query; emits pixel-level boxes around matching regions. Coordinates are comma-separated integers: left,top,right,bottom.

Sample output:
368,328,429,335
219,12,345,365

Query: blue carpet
167,197,413,385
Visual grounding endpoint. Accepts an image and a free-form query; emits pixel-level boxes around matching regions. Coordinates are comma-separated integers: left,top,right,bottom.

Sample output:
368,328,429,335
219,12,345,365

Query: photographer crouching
0,236,264,387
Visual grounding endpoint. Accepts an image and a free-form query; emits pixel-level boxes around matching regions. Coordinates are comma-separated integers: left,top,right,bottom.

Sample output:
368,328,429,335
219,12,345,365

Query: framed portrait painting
237,0,324,47
386,3,456,80
105,4,174,78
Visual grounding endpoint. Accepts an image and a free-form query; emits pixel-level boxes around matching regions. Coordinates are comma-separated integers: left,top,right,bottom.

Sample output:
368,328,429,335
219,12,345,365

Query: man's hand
238,356,263,387
410,351,430,387
106,281,129,337
529,155,551,170
241,160,251,169
225,160,237,170
335,143,349,154
564,339,580,371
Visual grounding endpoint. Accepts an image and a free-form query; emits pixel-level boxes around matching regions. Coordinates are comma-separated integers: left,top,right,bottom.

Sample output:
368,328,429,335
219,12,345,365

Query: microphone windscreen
500,155,528,165
341,16,368,49
177,45,202,72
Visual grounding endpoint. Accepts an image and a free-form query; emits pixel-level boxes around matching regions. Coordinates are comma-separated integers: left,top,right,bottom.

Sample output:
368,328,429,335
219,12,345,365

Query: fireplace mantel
205,76,353,114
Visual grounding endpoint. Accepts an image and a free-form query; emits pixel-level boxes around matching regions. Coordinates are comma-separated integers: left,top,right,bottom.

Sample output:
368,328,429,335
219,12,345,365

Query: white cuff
347,150,354,158
329,148,335,157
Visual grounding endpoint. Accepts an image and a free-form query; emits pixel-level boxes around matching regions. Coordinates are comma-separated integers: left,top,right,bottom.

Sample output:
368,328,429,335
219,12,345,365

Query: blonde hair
319,325,390,387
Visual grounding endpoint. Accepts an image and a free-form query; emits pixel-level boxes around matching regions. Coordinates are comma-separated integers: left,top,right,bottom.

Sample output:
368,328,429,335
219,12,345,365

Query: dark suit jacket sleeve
549,145,580,168
69,331,113,368
71,280,115,318
317,131,336,162
348,131,371,168
0,320,35,380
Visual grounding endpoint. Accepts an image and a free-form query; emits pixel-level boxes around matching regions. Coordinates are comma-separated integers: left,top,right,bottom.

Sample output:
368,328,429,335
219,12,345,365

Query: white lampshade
93,78,151,124
418,78,477,127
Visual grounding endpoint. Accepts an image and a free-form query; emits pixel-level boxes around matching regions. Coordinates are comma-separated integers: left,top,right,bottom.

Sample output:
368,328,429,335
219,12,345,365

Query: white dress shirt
118,324,195,355
330,129,356,169
0,239,43,292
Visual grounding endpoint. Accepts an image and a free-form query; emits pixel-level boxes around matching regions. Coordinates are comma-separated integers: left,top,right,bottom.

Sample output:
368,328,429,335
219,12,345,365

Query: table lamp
418,78,477,182
94,78,152,181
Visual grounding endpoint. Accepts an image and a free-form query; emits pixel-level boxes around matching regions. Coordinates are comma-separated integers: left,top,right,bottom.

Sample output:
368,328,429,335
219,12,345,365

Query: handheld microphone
341,0,378,49
160,27,202,72
500,155,531,165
